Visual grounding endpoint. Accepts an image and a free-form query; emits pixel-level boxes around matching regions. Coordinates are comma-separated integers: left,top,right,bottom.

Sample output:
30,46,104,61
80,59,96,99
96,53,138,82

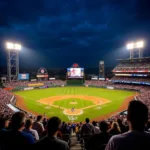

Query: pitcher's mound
70,102,77,104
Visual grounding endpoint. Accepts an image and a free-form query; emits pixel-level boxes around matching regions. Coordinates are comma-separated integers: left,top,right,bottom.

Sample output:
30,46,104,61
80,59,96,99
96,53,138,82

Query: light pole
127,43,134,59
136,41,144,58
5,42,22,82
126,41,144,59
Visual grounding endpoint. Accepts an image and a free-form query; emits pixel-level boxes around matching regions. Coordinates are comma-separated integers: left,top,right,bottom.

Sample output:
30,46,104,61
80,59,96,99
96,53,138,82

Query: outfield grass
14,87,135,122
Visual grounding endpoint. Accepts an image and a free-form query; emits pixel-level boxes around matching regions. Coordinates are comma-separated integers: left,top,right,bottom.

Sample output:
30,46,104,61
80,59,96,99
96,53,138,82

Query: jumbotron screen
67,68,84,78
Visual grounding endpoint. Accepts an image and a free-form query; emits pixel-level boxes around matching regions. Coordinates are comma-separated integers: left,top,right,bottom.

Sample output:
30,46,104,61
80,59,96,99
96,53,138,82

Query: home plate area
63,109,83,116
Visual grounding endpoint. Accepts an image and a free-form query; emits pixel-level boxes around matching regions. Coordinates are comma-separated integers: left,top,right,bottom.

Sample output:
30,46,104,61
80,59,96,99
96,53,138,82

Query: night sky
0,0,150,69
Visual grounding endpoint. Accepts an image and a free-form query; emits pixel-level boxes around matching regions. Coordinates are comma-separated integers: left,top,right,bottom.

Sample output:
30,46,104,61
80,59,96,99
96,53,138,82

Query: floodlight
6,42,14,49
14,44,22,50
136,41,144,48
127,43,134,49
5,41,21,82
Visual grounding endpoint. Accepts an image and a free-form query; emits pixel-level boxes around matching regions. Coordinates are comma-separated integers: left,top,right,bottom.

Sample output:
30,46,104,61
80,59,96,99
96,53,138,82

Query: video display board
18,74,29,80
67,68,84,78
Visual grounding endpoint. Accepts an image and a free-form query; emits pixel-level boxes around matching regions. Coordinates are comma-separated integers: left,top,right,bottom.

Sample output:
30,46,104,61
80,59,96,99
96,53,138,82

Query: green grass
14,87,135,122
53,98,94,109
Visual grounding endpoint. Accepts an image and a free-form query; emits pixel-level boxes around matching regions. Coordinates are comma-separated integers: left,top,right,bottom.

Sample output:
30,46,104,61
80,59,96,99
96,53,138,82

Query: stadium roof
117,57,150,63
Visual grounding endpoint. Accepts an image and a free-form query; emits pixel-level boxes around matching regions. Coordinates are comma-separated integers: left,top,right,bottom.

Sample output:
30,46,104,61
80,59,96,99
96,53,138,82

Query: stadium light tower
5,42,22,82
127,43,134,59
136,41,144,58
126,41,144,59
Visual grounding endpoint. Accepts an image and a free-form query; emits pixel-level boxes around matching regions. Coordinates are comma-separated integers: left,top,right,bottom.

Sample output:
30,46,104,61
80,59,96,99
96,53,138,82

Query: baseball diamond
15,86,135,122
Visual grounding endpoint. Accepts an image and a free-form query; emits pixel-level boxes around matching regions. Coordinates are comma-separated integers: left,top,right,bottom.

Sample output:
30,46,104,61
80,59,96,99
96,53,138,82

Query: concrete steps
70,135,82,150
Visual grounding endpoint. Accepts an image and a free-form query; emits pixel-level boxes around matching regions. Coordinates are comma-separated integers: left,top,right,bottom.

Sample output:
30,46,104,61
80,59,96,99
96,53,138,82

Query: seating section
111,76,150,83
0,88,13,117
85,80,109,86
1,81,150,150
4,80,66,88
113,62,150,72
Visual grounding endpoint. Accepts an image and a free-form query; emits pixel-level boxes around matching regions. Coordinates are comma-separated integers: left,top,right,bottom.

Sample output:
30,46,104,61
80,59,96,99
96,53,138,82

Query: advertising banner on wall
18,74,29,80
28,83,44,87
99,78,105,80
49,78,55,80
37,75,48,78
24,87,34,90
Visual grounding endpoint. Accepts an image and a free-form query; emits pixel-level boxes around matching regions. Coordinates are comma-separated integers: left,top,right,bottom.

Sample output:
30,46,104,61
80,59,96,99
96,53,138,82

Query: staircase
70,135,82,150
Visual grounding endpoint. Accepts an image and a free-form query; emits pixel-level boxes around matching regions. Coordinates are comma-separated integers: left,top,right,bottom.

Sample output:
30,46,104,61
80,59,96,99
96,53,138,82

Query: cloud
0,0,150,68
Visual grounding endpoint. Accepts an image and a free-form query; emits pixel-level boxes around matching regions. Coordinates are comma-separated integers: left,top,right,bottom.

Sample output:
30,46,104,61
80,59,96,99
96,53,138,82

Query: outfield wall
67,79,84,85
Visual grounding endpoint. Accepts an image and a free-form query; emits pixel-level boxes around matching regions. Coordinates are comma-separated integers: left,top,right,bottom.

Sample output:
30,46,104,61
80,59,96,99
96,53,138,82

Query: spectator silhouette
60,123,70,135
33,116,69,150
23,118,39,141
0,117,9,131
1,112,34,150
109,122,121,135
81,118,94,136
92,121,100,134
32,115,44,136
105,100,150,150
87,121,111,150
117,118,126,133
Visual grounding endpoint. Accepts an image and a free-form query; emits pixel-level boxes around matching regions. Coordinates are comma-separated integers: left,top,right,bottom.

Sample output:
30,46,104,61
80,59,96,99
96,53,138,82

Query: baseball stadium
1,41,150,150
1,53,150,123
1,59,138,121
1,1,150,149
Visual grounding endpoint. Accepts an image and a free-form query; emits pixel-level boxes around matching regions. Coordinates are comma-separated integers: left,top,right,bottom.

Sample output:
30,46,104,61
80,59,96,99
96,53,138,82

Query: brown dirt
91,95,135,121
63,109,83,116
15,95,39,115
15,94,135,122
38,95,110,107
70,102,78,104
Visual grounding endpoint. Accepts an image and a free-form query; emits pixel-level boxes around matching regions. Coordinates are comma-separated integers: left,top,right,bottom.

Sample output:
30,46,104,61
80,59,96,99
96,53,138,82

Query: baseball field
14,87,136,122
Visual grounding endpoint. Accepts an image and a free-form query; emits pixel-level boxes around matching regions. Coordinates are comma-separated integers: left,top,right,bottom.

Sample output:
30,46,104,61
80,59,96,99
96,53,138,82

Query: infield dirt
15,94,134,121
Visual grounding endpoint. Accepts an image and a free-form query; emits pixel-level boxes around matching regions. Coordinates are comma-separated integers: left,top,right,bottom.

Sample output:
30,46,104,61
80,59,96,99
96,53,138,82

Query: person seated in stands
23,118,39,141
75,124,80,141
92,121,100,134
108,122,121,135
33,116,69,150
87,121,111,150
32,115,44,136
0,117,9,131
80,118,94,136
117,118,126,133
60,123,71,135
42,117,47,129
0,112,35,150
105,100,150,150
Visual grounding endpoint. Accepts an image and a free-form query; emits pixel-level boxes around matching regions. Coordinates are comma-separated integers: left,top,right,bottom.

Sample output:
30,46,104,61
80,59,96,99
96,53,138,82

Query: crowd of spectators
2,80,150,121
0,89,13,117
0,101,150,150
1,80,150,149
113,62,150,72
3,80,66,88
111,76,150,83
85,80,150,118
85,80,109,87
